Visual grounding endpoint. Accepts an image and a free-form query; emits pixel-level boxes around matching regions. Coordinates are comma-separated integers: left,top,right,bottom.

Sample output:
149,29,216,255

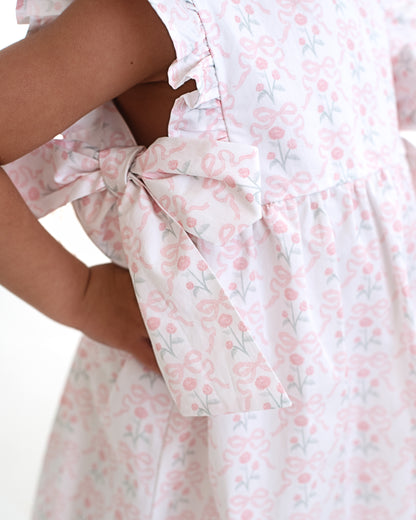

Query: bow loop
127,137,263,245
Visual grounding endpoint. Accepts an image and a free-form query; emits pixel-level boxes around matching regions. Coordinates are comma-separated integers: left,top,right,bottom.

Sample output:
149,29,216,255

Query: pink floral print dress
5,0,416,518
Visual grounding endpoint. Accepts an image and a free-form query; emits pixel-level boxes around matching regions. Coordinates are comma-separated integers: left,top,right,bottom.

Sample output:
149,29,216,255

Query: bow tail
118,182,291,417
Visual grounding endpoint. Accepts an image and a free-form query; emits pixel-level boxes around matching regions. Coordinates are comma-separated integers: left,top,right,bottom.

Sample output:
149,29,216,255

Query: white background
0,3,106,519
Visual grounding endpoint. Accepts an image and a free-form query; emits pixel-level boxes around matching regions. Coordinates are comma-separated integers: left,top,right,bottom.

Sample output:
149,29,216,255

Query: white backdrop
0,3,106,519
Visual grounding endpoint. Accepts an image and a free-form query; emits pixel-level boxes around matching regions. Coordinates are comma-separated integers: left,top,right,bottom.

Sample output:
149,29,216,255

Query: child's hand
76,263,159,373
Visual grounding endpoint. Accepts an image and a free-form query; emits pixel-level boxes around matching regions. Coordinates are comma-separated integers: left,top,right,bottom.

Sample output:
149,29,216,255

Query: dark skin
115,80,196,148
0,0,195,371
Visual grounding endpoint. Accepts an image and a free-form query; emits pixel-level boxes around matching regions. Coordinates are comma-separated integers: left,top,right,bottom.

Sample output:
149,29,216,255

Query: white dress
5,0,416,518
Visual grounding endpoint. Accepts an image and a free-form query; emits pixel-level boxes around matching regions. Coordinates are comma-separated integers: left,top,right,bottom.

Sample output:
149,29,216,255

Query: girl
3,0,416,518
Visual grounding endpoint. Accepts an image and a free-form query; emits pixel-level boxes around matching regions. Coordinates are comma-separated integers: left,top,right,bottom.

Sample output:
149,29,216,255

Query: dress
5,0,416,518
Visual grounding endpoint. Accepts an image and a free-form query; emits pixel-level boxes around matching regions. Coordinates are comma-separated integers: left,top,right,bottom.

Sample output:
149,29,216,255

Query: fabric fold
99,137,291,415
6,130,291,416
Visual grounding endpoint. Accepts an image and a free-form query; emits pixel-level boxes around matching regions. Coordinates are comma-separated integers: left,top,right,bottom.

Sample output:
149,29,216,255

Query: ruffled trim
16,0,72,25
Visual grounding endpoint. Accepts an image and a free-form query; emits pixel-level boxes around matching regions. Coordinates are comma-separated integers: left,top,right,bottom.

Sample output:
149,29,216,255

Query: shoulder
0,0,175,163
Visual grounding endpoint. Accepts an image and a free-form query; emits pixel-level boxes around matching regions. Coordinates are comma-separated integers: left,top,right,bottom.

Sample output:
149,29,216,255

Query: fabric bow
7,132,291,416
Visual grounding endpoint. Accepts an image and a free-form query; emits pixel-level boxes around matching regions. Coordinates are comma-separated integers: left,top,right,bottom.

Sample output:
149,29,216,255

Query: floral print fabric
5,0,416,518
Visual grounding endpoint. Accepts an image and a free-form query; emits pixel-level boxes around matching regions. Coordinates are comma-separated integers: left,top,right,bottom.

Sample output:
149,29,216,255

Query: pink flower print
239,452,251,464
363,263,373,274
197,260,208,271
125,407,152,446
282,287,308,333
186,217,197,228
357,421,370,432
134,407,148,419
183,377,198,391
347,39,354,51
331,147,344,160
288,353,314,396
256,57,268,70
295,13,307,25
147,317,160,331
272,69,280,80
298,473,311,484
269,126,285,140
177,255,191,271
28,187,40,201
219,313,233,327
168,159,179,170
354,315,381,350
234,1,258,34
166,323,177,334
202,384,213,395
326,242,336,255
290,353,304,366
231,258,255,302
317,79,328,92
360,317,373,327
299,37,306,46
294,415,308,427
274,220,288,234
358,368,370,378
268,128,300,171
242,511,253,520
234,257,248,270
236,452,260,491
312,25,319,35
186,281,194,290
285,288,298,301
292,415,317,454
239,167,250,178
256,67,284,103
255,376,271,390
238,321,248,332
224,175,236,188
295,472,315,507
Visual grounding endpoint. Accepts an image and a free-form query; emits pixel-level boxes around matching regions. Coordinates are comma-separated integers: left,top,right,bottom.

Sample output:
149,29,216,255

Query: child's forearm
0,166,89,329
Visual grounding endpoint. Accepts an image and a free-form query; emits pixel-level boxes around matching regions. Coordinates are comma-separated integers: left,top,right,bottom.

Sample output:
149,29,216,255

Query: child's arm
0,0,176,369
0,168,159,370
0,0,175,163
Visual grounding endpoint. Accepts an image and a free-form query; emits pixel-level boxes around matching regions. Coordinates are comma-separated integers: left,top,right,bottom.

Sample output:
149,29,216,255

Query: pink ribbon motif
9,131,290,416
102,137,291,416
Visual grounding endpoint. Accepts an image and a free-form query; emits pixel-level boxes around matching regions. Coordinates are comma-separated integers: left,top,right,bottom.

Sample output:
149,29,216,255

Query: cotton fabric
5,0,416,518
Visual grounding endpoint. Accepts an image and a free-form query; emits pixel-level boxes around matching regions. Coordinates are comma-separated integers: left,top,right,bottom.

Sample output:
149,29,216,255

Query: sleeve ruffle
16,0,72,27
149,0,228,141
